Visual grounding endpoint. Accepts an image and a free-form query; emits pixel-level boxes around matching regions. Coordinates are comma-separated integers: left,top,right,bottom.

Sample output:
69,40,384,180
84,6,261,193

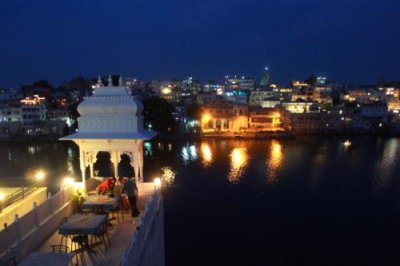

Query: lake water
1,137,399,265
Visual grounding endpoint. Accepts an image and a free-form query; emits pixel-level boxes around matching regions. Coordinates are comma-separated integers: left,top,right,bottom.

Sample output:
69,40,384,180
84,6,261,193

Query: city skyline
1,0,400,88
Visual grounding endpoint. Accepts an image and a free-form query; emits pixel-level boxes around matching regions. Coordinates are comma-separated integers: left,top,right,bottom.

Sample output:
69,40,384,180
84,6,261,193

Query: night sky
1,0,399,88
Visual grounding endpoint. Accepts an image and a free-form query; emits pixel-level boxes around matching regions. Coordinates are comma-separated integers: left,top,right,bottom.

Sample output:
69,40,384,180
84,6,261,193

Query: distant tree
143,96,176,134
186,104,201,120
304,76,317,85
33,80,52,88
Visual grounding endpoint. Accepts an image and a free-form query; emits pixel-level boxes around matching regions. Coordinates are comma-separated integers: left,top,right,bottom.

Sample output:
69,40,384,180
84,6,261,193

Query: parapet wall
122,188,165,266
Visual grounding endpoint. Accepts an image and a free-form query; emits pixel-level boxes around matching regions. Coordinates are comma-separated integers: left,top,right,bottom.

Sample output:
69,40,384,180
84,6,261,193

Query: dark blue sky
1,0,399,88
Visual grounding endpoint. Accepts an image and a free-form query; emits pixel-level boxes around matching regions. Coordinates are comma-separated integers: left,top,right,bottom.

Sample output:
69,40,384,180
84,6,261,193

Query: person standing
123,176,140,220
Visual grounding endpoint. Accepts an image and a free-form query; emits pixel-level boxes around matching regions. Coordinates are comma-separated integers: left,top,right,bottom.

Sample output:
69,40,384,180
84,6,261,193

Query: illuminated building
248,107,285,132
281,100,315,113
20,95,47,131
181,76,201,95
249,90,274,106
200,99,248,136
225,75,255,91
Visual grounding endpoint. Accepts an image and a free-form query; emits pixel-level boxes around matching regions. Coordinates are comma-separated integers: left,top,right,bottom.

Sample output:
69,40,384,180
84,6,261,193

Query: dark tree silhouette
143,96,176,134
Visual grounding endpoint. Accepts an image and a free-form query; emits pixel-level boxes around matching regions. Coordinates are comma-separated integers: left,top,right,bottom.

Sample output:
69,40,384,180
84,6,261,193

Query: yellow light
162,87,172,94
73,182,85,191
154,177,162,188
202,114,211,123
0,193,5,201
35,170,46,181
63,177,75,188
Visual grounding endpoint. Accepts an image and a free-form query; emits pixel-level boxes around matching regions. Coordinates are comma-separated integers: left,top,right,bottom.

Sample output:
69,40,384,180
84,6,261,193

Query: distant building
225,75,255,91
223,90,248,104
258,67,271,89
47,108,74,127
0,88,22,102
249,90,274,106
181,77,201,95
282,100,316,113
196,92,217,105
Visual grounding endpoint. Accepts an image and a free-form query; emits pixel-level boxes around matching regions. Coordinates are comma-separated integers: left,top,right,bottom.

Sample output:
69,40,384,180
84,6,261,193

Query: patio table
59,214,107,235
19,252,73,266
82,195,118,211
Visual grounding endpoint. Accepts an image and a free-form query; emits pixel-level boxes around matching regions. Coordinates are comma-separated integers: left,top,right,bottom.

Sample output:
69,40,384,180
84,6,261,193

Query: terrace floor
35,196,148,266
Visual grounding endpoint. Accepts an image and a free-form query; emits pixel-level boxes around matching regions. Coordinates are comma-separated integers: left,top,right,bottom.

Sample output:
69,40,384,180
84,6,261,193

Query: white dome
76,83,145,133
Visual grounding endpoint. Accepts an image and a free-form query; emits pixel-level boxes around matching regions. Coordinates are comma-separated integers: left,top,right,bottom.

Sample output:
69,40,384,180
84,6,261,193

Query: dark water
1,138,400,265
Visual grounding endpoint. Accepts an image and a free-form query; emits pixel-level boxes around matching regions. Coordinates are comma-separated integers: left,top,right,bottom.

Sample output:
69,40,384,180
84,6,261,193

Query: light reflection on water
200,142,212,167
1,138,400,196
374,138,399,189
228,147,249,184
266,140,283,184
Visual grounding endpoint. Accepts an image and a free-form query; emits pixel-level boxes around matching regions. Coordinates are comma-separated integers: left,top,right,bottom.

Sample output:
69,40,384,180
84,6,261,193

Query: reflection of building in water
161,166,175,186
181,145,198,164
228,148,248,184
374,139,399,189
267,140,283,184
66,147,75,175
201,142,213,166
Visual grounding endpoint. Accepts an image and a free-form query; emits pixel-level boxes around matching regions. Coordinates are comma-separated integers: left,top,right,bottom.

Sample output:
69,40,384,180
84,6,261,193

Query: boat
343,140,351,147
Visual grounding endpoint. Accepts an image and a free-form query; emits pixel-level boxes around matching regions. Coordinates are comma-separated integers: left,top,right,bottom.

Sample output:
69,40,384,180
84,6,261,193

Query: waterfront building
282,100,316,113
360,102,389,123
200,99,248,136
20,95,47,132
46,107,74,127
248,107,285,132
0,103,21,122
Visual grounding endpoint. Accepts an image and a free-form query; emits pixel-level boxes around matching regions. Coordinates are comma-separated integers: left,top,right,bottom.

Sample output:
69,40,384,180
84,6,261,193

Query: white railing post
14,214,21,244
48,193,53,214
32,202,39,228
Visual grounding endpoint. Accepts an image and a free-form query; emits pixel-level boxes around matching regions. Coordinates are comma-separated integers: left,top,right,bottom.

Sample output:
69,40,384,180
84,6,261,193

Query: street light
62,177,75,188
154,177,162,190
35,170,45,181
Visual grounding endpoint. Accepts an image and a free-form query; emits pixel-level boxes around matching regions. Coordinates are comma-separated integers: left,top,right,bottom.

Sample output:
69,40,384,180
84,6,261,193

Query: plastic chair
50,244,69,253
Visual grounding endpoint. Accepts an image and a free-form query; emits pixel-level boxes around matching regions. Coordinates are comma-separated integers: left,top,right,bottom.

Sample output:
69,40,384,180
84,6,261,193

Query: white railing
121,188,164,266
0,187,73,259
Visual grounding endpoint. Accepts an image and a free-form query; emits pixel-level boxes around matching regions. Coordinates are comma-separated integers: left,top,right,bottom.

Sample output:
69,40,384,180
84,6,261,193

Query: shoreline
1,131,400,143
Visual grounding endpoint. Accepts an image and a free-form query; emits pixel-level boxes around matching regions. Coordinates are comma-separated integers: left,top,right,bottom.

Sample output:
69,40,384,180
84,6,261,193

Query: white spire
119,76,123,86
108,75,112,87
97,76,103,86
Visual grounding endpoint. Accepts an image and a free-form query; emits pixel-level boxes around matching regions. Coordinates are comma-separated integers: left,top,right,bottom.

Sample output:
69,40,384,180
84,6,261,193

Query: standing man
123,176,140,221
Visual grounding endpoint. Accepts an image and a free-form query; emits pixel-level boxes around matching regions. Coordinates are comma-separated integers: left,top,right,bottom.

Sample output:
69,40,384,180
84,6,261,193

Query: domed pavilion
61,75,156,185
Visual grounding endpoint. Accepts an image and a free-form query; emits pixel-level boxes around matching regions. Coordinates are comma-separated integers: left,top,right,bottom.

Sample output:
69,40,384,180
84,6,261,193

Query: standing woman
123,176,140,221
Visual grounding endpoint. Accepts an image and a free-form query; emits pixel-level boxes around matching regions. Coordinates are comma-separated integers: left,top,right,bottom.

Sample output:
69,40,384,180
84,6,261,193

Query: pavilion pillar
88,151,98,178
111,151,119,178
131,144,140,183
138,141,144,183
79,148,86,186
